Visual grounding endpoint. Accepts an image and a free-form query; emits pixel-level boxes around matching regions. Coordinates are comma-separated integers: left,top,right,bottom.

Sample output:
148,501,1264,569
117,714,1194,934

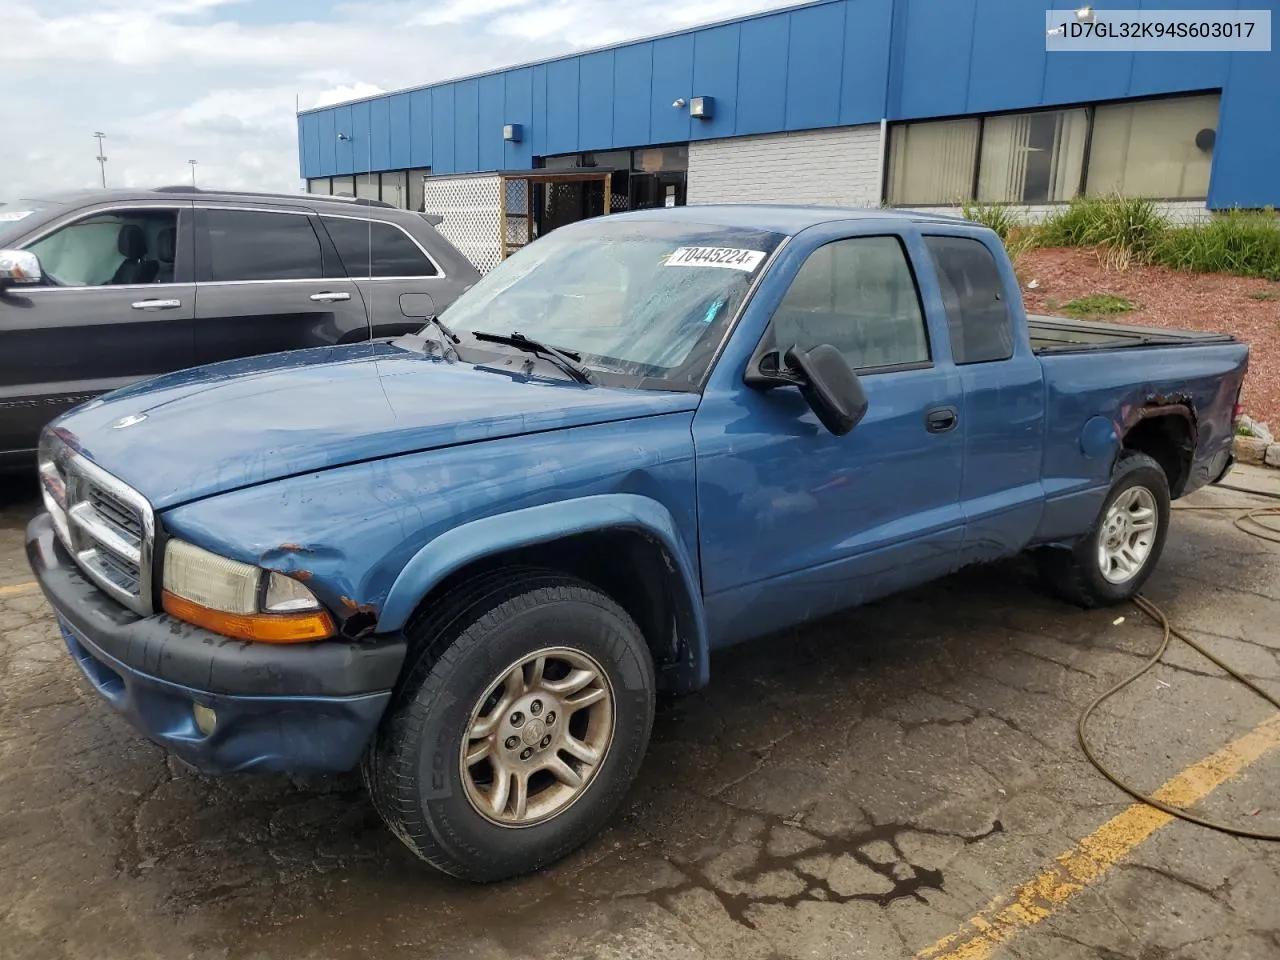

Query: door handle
925,406,959,434
309,292,351,303
131,298,182,310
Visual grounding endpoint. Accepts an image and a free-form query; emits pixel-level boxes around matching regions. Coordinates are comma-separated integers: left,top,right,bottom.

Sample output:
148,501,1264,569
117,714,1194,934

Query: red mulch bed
1017,247,1280,425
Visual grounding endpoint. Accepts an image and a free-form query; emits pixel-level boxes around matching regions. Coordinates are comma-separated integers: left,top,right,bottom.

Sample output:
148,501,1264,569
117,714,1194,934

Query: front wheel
363,571,655,882
1037,451,1172,608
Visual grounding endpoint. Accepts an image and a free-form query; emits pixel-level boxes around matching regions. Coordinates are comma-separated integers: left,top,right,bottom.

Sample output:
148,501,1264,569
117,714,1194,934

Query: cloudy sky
3,0,802,199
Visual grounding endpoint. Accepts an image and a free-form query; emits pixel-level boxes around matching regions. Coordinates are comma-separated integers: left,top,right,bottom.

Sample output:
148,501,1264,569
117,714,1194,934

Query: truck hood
52,341,699,510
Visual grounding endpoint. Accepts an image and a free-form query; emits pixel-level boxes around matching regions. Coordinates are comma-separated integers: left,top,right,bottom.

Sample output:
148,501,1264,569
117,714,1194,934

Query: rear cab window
321,217,439,278
922,235,1014,364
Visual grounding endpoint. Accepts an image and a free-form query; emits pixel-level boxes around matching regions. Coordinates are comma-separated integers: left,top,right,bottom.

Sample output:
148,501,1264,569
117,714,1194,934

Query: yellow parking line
917,712,1280,960
0,581,39,597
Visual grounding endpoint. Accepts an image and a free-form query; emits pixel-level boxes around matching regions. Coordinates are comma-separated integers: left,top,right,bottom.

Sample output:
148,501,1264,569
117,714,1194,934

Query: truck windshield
440,218,785,390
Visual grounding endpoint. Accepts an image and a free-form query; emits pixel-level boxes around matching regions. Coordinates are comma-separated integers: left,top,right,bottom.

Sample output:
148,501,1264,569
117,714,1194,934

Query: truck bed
1028,314,1236,355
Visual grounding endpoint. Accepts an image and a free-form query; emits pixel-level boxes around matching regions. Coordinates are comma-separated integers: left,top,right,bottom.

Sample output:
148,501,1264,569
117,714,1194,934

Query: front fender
378,493,709,689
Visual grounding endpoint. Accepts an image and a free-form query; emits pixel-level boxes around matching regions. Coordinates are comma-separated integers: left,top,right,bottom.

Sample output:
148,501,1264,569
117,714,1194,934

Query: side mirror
786,344,868,436
0,249,41,290
748,343,868,436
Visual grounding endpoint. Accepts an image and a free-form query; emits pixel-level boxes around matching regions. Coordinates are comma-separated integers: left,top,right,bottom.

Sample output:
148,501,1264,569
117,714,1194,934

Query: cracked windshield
442,221,783,382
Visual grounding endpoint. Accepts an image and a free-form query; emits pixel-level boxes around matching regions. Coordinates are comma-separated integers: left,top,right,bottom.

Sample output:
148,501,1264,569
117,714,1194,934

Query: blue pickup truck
25,206,1246,882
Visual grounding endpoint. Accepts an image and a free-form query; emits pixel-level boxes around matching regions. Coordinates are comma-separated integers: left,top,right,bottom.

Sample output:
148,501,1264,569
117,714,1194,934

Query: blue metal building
297,0,1278,219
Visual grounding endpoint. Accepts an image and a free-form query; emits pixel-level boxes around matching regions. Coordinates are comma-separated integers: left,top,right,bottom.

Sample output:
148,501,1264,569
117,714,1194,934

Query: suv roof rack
151,185,397,208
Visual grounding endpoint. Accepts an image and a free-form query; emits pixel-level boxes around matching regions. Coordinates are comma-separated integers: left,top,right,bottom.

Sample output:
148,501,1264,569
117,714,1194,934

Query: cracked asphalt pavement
2,470,1279,960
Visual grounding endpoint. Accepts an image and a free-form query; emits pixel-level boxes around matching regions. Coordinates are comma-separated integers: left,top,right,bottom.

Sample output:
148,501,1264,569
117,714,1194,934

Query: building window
307,178,332,195
888,119,979,206
332,175,355,197
408,169,430,212
1086,94,1219,200
380,170,408,208
978,109,1088,204
538,145,689,215
887,93,1220,206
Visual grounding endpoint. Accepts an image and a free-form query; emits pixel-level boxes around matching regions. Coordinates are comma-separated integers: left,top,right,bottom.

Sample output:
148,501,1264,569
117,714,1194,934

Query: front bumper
26,512,406,775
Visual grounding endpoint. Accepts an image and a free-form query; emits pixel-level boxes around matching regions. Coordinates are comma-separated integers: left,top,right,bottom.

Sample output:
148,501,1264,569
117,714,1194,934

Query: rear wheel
1037,451,1171,608
363,570,655,882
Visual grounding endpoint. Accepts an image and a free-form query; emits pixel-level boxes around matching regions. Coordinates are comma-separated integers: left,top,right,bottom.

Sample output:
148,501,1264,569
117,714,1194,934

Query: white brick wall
687,126,884,208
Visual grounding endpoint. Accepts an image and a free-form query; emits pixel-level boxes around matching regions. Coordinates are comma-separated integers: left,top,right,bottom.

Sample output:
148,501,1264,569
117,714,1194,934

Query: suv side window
770,236,930,371
26,209,179,287
923,235,1014,365
203,209,322,282
321,216,439,278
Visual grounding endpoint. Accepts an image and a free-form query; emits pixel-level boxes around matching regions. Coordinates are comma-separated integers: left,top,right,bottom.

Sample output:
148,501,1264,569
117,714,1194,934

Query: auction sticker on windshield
0,211,35,222
665,247,766,272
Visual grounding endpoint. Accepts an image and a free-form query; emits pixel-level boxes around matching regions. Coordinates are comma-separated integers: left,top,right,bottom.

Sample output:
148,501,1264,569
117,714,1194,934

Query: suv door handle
309,292,351,303
131,298,182,310
925,406,959,434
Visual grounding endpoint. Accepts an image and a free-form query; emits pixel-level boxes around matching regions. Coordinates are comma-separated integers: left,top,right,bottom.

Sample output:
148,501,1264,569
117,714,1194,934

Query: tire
363,569,655,882
1037,451,1171,608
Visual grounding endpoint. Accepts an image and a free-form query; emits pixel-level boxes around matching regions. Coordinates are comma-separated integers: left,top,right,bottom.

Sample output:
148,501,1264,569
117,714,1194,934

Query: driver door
0,202,195,460
692,231,966,646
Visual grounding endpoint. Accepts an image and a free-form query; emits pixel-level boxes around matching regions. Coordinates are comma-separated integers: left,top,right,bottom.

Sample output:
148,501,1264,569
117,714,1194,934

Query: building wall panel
296,0,1274,208
687,125,883,207
650,35,695,145
579,52,616,151
478,74,506,172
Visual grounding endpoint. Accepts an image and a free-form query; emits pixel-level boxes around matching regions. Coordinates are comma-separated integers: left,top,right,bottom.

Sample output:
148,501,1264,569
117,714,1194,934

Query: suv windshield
0,201,50,247
440,218,785,390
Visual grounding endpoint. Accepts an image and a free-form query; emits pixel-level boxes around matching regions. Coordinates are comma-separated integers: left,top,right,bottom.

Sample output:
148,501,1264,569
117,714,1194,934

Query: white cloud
313,83,386,109
411,0,535,28
1,0,803,200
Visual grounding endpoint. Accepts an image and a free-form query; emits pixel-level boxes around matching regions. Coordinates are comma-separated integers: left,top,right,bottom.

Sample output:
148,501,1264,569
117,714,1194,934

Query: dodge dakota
25,206,1247,882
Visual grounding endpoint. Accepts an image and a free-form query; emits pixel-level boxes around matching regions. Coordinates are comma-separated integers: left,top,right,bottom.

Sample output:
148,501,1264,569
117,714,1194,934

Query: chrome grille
87,485,144,542
39,433,155,615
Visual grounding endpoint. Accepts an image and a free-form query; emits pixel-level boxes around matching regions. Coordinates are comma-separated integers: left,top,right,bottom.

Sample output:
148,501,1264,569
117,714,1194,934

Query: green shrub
960,201,1020,242
1060,293,1135,317
1152,209,1280,281
1038,195,1165,266
1249,291,1280,301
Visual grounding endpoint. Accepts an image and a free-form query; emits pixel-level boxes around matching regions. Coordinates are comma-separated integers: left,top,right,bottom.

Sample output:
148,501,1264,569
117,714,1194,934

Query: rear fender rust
1119,393,1197,435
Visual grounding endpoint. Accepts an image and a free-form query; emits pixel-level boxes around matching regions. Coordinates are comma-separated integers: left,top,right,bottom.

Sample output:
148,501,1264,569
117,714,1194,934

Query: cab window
26,210,178,287
770,236,930,371
923,235,1014,364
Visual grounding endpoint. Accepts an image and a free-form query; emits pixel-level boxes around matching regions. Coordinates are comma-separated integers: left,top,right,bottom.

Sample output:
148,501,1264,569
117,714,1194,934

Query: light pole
188,160,198,187
93,132,108,188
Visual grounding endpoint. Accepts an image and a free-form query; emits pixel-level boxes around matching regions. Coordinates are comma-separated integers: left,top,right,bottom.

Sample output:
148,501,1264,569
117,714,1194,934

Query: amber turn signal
162,591,335,643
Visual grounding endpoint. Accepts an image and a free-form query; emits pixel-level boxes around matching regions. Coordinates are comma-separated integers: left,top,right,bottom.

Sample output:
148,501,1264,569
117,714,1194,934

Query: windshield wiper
470,330,596,385
422,314,460,345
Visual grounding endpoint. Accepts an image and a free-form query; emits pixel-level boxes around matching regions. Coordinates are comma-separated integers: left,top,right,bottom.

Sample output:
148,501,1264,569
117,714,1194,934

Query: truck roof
606,204,975,235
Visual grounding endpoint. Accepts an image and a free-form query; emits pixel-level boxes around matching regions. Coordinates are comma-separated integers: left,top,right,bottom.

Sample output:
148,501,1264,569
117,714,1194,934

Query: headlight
161,539,335,643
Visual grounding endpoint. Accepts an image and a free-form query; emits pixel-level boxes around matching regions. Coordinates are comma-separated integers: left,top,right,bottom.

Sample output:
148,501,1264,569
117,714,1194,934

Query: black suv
0,187,480,469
